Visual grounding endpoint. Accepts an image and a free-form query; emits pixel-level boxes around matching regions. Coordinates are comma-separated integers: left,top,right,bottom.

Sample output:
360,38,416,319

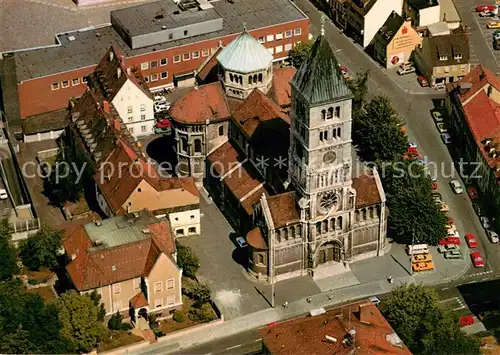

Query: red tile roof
224,162,263,201
197,46,223,82
352,174,382,209
270,67,296,107
259,300,411,355
169,82,230,124
232,89,290,139
241,186,267,215
447,64,500,103
130,292,148,308
247,227,268,250
266,192,300,229
63,218,177,291
207,141,244,176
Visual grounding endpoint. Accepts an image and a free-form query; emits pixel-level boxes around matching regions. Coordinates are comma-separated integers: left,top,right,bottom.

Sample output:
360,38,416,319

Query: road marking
254,338,262,343
226,344,242,350
203,353,212,355
452,305,466,311
336,49,342,52
439,298,456,303
441,287,449,290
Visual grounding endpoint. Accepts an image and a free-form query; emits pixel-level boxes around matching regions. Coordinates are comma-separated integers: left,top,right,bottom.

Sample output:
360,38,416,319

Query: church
168,25,389,281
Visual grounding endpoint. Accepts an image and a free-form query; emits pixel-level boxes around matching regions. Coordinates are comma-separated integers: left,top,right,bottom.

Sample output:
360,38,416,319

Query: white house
404,0,440,27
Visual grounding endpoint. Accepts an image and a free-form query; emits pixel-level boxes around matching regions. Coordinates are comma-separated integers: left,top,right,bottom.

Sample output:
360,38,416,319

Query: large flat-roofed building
8,0,309,121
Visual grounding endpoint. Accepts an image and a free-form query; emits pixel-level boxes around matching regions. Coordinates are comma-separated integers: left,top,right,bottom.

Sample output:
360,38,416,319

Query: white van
407,244,430,255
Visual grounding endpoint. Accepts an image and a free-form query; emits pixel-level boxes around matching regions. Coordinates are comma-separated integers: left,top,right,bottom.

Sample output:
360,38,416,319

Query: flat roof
407,0,439,10
439,0,461,23
13,0,307,82
111,0,220,37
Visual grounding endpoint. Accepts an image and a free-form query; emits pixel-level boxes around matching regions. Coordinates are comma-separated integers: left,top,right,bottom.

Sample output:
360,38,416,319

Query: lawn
22,267,55,284
158,296,217,334
26,286,56,302
97,330,143,353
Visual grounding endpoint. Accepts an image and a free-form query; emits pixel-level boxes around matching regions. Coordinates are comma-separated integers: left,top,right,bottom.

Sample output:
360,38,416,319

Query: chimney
109,51,114,62
113,119,121,132
103,100,110,114
117,67,122,79
359,303,372,324
126,67,131,76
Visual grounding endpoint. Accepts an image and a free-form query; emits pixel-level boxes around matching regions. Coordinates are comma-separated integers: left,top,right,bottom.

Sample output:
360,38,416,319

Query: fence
9,218,40,233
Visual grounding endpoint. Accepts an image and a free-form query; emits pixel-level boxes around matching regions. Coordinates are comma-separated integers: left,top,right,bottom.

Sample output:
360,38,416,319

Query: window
439,55,448,61
140,104,145,112
167,295,175,305
150,61,158,69
285,30,292,38
444,66,450,73
327,107,333,119
275,45,283,53
202,48,209,57
173,55,181,63
72,78,80,86
258,36,265,43
266,34,274,42
141,114,146,120
82,76,88,84
113,300,122,311
160,58,168,66
461,64,467,71
294,28,302,36
154,281,162,293
141,125,147,132
129,127,134,134
127,106,133,114
134,278,141,290
181,137,188,152
183,53,190,61
285,43,293,51
335,106,340,118
188,227,196,234
176,229,184,236
190,215,195,219
268,47,274,54
258,254,264,264
112,283,121,294
143,76,149,82
184,30,188,36
219,126,224,136
141,62,149,70
128,117,133,123
454,54,462,60
193,51,200,59
51,82,59,90
61,80,69,88
161,71,168,79
151,73,159,81
155,298,163,308
194,139,202,153
169,33,173,40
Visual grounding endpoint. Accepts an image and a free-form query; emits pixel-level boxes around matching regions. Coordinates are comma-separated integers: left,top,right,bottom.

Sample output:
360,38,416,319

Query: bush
173,311,185,323
108,311,123,330
176,242,200,278
27,279,39,285
188,303,216,323
183,283,211,303
148,313,157,328
120,323,132,331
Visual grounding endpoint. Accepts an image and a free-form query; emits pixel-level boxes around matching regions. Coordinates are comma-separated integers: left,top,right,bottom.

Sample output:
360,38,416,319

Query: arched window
369,207,374,219
258,254,264,264
321,109,326,120
284,228,289,240
218,126,224,136
362,209,367,220
194,139,202,153
291,226,295,237
327,107,334,119
181,137,188,153
330,218,335,230
333,128,337,139
337,127,341,138
239,75,243,84
355,210,360,222
258,73,263,82
337,216,342,229
335,106,341,117
229,73,234,82
316,222,321,234
276,229,281,242
322,220,328,232
249,75,253,84
253,74,258,84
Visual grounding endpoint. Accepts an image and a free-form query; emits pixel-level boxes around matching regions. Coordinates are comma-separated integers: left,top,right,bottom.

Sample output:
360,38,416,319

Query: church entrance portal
316,241,342,265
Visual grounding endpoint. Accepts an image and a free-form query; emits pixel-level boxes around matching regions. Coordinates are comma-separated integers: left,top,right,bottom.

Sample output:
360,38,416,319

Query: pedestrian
306,297,312,303
283,301,289,309
388,276,393,284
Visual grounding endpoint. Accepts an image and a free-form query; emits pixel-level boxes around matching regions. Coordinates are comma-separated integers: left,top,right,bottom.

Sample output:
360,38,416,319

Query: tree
381,160,447,245
346,70,369,110
384,284,480,354
352,95,408,163
289,41,313,68
183,282,211,302
0,224,19,280
176,242,200,278
55,290,105,353
90,290,106,321
108,311,123,330
19,225,63,271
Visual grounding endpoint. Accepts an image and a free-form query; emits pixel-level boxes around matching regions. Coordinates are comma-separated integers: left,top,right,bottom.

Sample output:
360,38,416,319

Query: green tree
108,311,123,330
19,225,63,271
90,290,106,321
289,41,313,68
183,282,211,302
381,160,447,245
384,284,480,354
0,224,19,280
353,95,408,163
176,242,200,278
346,70,369,110
55,290,105,353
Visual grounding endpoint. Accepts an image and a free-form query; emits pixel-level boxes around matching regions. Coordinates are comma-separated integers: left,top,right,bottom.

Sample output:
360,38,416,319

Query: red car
417,75,429,87
471,251,485,268
432,181,438,190
465,233,479,248
476,5,495,12
459,315,474,327
467,186,479,200
439,236,461,245
448,217,455,224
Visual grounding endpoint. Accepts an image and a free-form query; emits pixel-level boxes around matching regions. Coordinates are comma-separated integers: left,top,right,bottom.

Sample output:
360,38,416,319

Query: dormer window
439,55,448,61
454,54,462,60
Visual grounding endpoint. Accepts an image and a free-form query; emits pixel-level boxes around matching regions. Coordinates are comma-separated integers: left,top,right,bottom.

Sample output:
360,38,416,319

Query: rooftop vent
173,10,180,14
133,212,140,218
162,25,167,30
142,228,150,234
111,265,116,271
94,239,102,246
155,14,165,20
68,35,76,41
94,220,102,226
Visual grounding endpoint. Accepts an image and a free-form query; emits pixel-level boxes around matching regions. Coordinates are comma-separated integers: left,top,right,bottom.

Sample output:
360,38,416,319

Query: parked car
480,10,493,16
412,262,434,272
413,253,433,262
432,181,438,190
369,296,381,306
434,83,445,90
439,236,461,245
445,249,463,259
471,251,485,268
154,102,169,113
417,75,429,87
480,216,492,229
494,30,500,40
397,66,416,75
236,236,248,248
436,122,447,133
473,203,484,217
432,111,444,122
441,133,452,144
477,5,496,12
438,243,460,253
408,141,418,149
460,315,474,327
439,202,450,212
433,195,443,204
467,186,479,200
487,22,500,29
0,189,7,200
400,61,413,70
487,230,499,243
154,95,167,104
450,180,464,194
465,233,479,248
494,38,500,50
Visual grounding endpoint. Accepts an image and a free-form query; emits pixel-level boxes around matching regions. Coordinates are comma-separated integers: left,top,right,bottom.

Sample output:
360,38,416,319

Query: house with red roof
446,64,500,219
62,211,183,321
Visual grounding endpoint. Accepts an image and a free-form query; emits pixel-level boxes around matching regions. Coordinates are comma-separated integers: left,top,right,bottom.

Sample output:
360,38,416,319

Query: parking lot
471,8,500,67
385,67,439,94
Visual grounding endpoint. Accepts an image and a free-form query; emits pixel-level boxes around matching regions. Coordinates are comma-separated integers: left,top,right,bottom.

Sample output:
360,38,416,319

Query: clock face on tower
323,151,337,164
317,191,339,215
